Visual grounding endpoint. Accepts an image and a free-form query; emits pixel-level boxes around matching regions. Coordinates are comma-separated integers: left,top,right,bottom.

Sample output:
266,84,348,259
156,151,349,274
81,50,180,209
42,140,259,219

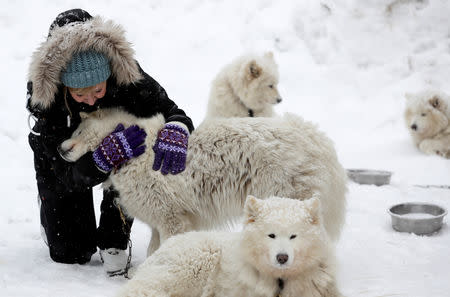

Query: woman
27,9,194,276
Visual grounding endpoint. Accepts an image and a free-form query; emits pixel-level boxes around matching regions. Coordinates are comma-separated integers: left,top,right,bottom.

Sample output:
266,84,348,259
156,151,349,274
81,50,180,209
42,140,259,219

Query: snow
1,0,449,296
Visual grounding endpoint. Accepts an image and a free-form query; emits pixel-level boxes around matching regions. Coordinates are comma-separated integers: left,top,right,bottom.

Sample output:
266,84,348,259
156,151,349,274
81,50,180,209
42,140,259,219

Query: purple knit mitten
152,123,189,175
93,124,147,172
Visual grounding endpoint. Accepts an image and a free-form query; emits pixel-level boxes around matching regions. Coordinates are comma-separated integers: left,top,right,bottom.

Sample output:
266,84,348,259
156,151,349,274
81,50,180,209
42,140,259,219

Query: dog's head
241,195,328,278
59,109,124,162
58,108,149,162
404,91,449,142
237,52,282,110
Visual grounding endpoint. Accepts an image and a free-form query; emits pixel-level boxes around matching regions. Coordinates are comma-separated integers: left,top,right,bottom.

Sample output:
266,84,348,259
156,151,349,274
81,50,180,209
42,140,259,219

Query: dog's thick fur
205,52,282,120
117,196,343,297
60,108,347,254
404,90,450,158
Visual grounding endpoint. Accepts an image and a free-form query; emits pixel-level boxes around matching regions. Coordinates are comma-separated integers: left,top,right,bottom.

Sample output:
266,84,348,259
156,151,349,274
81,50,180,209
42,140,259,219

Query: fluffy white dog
205,52,282,119
60,108,347,255
117,196,343,297
404,90,450,158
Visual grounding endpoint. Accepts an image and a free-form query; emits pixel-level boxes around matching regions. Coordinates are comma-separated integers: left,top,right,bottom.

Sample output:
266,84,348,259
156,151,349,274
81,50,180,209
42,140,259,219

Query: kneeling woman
27,9,194,275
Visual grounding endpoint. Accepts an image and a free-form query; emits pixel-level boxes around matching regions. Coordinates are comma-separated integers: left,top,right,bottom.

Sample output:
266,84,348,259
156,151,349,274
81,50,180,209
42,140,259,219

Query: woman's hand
93,124,146,172
152,123,189,175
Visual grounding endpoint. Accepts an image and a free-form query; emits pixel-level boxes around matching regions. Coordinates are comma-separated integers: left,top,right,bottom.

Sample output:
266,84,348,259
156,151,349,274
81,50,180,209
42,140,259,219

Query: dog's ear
244,195,261,224
79,112,89,119
305,196,321,225
264,51,274,60
247,60,262,80
429,95,447,111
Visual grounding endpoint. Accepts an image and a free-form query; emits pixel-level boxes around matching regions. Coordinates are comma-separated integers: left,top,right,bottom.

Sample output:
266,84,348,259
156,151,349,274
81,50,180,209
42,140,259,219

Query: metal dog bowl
388,203,447,235
346,169,392,186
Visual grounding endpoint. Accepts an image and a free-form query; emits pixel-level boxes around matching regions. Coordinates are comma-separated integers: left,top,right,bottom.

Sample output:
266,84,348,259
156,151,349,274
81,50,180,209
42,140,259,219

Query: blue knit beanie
61,51,111,88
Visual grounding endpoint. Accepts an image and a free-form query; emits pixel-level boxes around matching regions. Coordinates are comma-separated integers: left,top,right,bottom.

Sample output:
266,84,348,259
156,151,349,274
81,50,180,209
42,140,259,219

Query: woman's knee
37,187,98,264
47,241,96,264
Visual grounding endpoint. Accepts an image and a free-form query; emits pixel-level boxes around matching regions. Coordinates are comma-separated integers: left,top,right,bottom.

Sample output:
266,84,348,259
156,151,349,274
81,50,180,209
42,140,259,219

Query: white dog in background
116,196,343,297
59,108,347,255
404,90,450,158
205,52,282,119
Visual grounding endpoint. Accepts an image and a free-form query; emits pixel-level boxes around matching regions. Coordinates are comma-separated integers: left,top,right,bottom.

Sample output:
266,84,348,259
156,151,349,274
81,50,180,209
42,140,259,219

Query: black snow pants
31,136,133,264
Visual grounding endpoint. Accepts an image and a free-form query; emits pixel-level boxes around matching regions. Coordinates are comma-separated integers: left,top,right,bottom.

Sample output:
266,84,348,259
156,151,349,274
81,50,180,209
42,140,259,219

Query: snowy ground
1,0,449,296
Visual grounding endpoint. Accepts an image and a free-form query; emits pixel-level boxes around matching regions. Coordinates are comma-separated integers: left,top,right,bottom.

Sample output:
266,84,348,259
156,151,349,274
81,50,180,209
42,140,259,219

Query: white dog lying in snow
117,196,343,297
404,90,450,158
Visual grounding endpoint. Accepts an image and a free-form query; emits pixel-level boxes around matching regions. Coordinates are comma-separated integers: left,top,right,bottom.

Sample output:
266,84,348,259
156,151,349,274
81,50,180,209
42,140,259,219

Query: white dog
117,196,343,297
404,90,450,158
60,108,347,255
205,52,282,119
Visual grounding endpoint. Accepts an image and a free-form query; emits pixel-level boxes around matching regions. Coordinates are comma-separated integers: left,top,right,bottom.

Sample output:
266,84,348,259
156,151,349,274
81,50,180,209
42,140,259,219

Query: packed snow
1,0,449,296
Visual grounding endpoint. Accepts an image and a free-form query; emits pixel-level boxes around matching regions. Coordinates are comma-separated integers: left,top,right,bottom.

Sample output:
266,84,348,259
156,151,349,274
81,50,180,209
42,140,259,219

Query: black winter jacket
27,9,194,192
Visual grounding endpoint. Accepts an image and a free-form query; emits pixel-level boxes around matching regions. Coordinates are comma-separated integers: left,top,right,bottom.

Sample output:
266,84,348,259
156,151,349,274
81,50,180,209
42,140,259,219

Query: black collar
275,278,284,297
248,109,254,117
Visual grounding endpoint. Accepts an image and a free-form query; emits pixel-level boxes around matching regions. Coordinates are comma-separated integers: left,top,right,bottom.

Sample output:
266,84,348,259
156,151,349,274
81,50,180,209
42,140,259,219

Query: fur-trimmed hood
28,15,143,109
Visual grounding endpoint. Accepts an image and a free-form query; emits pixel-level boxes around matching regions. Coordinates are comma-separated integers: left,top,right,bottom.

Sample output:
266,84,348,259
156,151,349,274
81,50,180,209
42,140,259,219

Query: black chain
116,202,132,279
123,238,132,279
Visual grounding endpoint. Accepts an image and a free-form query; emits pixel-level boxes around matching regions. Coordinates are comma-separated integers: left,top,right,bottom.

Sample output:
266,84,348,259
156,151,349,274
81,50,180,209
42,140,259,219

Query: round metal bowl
346,169,392,186
388,203,447,235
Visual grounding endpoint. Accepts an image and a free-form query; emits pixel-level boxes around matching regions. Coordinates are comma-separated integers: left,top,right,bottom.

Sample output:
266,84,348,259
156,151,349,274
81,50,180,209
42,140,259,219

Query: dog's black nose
276,253,289,264
276,97,282,103
411,124,417,131
57,145,71,161
57,145,65,157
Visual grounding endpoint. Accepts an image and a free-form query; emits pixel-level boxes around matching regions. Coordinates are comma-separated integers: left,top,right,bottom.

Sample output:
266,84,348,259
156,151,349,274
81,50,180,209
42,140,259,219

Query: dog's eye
290,235,297,240
421,113,426,117
268,233,276,239
268,85,274,89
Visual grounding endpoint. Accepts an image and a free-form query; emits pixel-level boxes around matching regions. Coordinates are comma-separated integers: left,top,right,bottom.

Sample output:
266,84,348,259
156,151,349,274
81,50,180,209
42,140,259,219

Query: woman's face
69,81,107,106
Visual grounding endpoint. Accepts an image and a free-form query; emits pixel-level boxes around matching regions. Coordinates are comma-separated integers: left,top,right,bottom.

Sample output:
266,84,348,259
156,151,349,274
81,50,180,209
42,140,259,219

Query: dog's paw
419,140,438,155
436,150,450,159
419,140,450,158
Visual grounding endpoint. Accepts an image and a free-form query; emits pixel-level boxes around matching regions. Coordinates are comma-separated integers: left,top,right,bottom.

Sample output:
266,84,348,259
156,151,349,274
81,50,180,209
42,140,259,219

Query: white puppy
205,52,282,119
